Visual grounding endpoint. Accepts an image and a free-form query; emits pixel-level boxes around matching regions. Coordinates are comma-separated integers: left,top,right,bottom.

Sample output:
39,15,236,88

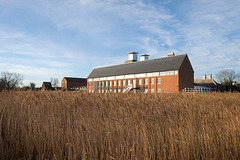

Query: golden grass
0,91,239,159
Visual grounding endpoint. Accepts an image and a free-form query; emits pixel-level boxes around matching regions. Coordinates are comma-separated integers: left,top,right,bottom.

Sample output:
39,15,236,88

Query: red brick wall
87,74,181,93
62,78,87,90
178,56,194,90
62,79,67,89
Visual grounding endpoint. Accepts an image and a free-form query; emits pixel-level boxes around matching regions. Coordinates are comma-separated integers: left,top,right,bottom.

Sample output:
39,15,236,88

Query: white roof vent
140,54,150,61
128,51,138,61
125,51,138,63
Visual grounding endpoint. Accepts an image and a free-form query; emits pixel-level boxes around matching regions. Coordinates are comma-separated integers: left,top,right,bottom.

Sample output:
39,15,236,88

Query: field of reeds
0,91,239,160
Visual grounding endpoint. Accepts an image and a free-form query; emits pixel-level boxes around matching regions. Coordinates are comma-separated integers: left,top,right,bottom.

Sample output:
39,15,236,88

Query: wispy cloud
0,0,239,85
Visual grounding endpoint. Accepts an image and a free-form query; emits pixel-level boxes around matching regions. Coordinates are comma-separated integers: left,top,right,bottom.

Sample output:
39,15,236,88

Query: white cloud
1,0,240,83
174,0,240,77
0,27,75,58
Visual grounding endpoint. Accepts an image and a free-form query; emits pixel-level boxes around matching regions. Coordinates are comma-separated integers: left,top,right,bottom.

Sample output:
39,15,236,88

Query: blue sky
0,0,239,87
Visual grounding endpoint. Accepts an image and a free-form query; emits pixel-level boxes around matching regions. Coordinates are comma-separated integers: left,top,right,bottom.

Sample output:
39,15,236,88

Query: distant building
42,82,52,91
194,74,220,91
87,52,194,93
61,77,87,91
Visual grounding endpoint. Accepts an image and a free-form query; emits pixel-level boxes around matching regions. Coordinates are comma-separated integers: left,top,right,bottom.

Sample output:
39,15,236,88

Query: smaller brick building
61,77,87,91
42,82,52,91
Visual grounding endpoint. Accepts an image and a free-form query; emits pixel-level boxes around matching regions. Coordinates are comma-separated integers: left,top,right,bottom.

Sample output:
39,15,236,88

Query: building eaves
64,77,87,82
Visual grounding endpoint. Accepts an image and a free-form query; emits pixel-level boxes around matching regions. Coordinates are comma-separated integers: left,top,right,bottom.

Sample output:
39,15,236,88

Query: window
92,83,93,87
157,89,161,93
151,89,154,93
102,82,105,87
118,81,121,86
106,81,108,87
99,82,101,87
114,89,117,93
139,79,142,85
151,78,154,84
89,83,91,87
145,79,148,85
128,80,131,85
114,81,116,86
123,80,126,86
158,78,161,84
110,89,112,92
118,89,121,93
145,88,148,93
110,81,112,86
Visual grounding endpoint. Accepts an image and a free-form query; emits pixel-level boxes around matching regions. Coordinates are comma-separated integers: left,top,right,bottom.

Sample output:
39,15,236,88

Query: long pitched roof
88,54,188,79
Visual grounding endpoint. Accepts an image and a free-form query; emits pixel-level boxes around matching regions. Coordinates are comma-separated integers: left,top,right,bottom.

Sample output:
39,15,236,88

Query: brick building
87,52,194,93
61,77,87,91
42,82,52,91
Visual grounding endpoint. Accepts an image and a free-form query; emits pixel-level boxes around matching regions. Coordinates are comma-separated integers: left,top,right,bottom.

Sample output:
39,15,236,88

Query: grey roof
88,54,188,79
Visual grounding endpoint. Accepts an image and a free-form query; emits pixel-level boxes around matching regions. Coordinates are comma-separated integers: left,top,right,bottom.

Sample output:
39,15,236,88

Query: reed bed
0,91,239,159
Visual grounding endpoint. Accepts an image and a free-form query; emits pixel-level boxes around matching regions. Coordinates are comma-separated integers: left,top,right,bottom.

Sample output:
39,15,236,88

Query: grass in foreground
0,91,239,159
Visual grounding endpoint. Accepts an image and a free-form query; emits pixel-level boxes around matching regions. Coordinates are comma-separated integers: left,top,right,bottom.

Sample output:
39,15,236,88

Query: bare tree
50,77,59,88
29,82,36,90
216,69,239,91
0,72,24,91
216,69,238,84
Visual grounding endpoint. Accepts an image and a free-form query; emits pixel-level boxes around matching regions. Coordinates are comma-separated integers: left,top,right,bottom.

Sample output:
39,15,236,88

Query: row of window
89,78,161,87
88,70,177,82
88,88,162,93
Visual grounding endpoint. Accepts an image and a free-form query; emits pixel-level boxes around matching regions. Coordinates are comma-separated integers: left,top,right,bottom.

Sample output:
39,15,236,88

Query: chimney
208,74,212,79
168,52,175,56
125,52,138,63
203,74,206,79
140,54,150,61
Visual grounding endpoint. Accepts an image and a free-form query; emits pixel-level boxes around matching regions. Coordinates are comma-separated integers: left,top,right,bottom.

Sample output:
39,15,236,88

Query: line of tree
216,69,240,92
0,72,24,91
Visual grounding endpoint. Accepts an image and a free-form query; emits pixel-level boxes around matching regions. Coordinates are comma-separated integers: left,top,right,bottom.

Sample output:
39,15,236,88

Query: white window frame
158,78,161,84
151,78,154,84
145,79,148,85
139,79,142,85
145,88,148,93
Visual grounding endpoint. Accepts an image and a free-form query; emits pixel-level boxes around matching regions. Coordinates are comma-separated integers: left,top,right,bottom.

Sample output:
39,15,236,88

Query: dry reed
0,91,239,159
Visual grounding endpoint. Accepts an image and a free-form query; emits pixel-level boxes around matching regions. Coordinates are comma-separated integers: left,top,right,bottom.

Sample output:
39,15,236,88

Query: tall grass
0,91,239,159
